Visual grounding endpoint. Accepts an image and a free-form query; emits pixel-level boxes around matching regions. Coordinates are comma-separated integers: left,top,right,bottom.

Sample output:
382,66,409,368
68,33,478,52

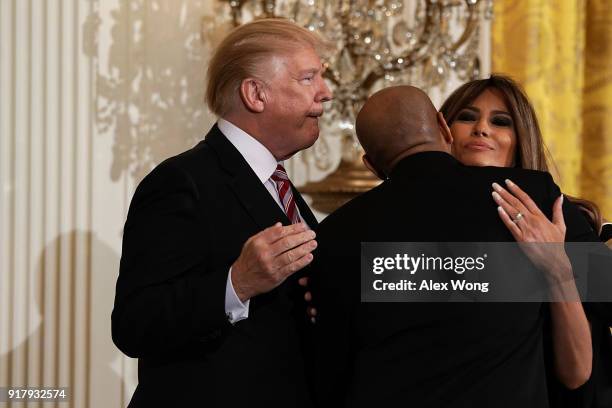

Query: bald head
356,85,452,176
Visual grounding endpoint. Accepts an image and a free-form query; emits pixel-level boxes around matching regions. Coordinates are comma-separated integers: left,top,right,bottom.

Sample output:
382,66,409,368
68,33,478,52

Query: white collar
217,118,281,183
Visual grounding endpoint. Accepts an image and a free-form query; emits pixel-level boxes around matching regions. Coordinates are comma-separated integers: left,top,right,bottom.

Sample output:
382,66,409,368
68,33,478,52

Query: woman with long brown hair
440,74,611,408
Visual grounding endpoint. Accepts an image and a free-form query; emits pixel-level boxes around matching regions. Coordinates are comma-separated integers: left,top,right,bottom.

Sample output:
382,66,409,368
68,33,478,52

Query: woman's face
450,88,517,167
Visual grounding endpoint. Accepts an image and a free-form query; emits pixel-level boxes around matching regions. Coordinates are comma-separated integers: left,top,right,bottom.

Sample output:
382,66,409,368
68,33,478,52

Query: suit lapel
205,125,291,228
205,124,317,229
205,125,316,315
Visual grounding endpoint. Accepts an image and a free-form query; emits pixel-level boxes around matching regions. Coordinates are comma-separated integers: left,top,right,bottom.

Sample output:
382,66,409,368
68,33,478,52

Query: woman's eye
456,111,476,122
491,116,513,127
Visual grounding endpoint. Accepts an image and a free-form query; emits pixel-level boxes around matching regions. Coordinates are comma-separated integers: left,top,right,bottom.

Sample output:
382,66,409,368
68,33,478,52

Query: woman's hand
492,179,572,286
492,179,592,389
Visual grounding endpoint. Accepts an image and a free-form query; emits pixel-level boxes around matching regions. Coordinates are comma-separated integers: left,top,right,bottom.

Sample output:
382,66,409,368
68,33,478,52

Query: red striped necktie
270,164,301,224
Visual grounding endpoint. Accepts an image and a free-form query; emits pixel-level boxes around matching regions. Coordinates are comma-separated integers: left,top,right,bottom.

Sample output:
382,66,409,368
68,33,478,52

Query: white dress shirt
218,118,305,323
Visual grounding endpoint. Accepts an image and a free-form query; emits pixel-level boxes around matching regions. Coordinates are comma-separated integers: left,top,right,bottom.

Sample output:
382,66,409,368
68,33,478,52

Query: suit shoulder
160,139,218,174
136,139,218,188
473,165,553,183
509,167,555,185
317,182,388,237
467,166,558,196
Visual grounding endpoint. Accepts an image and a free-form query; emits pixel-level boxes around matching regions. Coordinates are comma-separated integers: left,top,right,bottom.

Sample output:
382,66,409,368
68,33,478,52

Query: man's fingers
497,206,523,240
298,277,309,287
269,229,316,257
260,222,283,239
279,252,314,278
274,239,317,269
492,182,529,216
304,291,312,302
552,195,566,231
262,222,309,244
503,179,543,215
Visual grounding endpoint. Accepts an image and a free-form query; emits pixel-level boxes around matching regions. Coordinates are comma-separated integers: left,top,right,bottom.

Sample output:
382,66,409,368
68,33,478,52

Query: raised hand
492,179,591,388
492,179,572,286
231,222,317,302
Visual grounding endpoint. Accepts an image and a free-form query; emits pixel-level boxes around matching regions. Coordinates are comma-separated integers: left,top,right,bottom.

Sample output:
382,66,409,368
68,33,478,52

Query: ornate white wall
0,1,490,406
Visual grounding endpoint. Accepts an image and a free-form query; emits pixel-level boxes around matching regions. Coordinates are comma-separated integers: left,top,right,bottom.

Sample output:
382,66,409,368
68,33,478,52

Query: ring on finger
513,212,524,223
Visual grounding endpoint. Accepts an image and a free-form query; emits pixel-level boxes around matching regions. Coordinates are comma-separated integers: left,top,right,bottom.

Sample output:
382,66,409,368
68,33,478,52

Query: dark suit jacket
546,233,612,408
111,125,318,407
312,151,600,408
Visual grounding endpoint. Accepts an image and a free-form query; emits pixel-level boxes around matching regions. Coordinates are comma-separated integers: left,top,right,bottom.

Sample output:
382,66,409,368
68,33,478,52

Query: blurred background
0,1,610,406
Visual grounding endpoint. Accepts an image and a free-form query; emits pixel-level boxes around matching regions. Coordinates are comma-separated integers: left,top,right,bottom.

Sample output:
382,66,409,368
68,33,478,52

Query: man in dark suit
111,19,332,407
312,86,599,407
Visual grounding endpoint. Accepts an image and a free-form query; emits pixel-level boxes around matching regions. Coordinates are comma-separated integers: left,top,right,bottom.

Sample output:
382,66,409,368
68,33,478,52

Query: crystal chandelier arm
448,1,480,53
378,0,438,75
323,67,342,87
355,0,439,98
228,0,248,26
371,0,482,77
362,70,384,92
263,0,277,18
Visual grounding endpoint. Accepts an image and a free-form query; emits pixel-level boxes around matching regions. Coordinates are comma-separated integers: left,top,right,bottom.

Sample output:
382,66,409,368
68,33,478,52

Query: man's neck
387,143,451,174
220,115,279,160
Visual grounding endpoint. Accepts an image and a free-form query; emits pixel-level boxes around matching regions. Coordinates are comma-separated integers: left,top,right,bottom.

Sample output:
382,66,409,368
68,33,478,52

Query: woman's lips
464,142,494,151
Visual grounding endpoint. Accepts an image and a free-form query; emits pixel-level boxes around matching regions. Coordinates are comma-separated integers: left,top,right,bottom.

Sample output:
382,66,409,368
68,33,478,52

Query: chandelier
222,0,493,212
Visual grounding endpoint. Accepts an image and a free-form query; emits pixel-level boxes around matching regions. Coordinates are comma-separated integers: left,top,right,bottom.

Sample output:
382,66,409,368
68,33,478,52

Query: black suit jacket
312,151,600,408
112,125,318,407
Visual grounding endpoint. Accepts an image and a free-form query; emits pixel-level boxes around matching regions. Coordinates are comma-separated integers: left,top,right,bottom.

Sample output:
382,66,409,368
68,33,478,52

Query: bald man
310,86,599,407
356,85,451,179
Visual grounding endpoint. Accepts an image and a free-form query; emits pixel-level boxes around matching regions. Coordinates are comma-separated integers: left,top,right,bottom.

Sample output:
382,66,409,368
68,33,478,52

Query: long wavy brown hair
440,74,603,234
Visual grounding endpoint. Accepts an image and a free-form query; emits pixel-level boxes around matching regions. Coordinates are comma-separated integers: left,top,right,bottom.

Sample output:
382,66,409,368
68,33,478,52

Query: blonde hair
206,18,331,117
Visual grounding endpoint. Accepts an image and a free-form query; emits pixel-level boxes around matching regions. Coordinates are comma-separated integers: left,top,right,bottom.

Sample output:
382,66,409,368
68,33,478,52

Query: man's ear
239,78,266,113
437,112,453,146
362,154,386,180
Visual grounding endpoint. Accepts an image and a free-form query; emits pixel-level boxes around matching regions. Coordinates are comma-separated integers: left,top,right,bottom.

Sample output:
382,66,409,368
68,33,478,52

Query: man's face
260,47,333,160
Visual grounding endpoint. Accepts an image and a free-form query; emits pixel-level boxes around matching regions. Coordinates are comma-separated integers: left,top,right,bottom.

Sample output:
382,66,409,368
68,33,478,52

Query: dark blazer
312,151,600,408
546,313,612,408
111,125,318,407
547,229,612,408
